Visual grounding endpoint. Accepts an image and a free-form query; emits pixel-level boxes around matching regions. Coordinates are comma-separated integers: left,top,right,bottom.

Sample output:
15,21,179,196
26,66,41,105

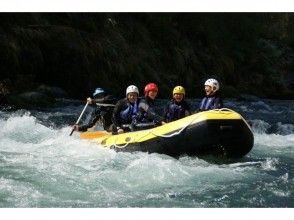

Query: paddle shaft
69,102,89,136
95,103,115,107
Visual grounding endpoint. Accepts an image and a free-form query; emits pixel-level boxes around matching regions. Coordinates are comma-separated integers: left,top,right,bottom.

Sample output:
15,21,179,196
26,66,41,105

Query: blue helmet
93,87,105,98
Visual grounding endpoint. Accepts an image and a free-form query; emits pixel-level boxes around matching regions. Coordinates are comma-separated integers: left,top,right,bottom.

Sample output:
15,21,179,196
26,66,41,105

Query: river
0,98,293,207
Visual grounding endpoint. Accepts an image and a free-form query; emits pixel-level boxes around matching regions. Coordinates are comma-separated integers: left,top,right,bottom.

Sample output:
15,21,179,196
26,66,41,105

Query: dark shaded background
0,13,293,99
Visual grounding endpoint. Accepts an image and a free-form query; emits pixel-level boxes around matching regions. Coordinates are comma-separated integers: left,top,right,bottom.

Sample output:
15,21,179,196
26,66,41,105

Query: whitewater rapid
0,99,293,207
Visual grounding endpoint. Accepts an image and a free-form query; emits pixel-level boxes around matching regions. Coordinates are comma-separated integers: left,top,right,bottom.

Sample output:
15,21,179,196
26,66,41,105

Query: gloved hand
117,128,124,134
87,97,93,104
72,124,79,131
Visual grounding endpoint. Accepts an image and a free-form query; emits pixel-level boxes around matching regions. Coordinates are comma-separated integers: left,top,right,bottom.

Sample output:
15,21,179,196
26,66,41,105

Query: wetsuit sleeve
150,110,164,124
104,95,117,104
138,100,149,112
139,101,164,124
112,99,125,128
78,114,101,131
93,95,117,105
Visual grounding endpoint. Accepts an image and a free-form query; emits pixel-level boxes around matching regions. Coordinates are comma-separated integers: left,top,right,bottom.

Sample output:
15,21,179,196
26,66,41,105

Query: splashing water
0,99,293,207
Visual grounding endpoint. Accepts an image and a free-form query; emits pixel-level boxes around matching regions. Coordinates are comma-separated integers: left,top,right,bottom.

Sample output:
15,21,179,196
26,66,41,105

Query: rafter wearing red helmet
133,83,165,127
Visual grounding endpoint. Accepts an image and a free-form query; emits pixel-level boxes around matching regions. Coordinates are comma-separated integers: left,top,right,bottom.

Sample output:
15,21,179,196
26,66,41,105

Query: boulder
37,85,68,98
7,91,55,108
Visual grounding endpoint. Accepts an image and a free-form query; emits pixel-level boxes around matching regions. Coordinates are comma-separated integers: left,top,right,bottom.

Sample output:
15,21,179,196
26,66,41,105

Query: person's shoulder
167,99,174,104
138,97,147,104
103,95,117,103
138,97,149,109
115,98,127,105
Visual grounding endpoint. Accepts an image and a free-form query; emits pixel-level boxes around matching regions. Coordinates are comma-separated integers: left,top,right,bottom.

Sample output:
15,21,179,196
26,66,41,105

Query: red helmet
144,83,158,96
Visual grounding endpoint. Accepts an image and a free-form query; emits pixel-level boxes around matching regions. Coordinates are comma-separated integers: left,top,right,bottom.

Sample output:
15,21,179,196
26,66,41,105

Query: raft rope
213,108,234,113
212,108,253,131
110,108,236,149
111,112,201,148
112,135,135,149
147,108,235,138
148,115,201,138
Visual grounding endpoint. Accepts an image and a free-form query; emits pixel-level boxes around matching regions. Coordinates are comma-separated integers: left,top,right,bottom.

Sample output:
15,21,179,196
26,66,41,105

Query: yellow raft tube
80,109,254,158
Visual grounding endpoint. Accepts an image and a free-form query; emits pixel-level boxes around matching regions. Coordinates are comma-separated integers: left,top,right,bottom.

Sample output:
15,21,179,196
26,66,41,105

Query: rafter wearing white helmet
204,78,220,92
126,85,139,96
199,78,223,111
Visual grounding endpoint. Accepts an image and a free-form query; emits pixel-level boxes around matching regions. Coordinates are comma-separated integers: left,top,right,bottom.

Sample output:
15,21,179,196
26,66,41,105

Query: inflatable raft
80,109,254,158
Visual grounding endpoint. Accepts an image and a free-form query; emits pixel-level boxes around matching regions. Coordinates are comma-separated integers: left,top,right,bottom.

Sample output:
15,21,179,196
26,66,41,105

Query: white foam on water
254,133,294,148
251,119,271,134
0,177,45,207
0,113,54,144
0,111,293,207
260,158,279,171
251,101,272,111
276,122,294,135
250,119,294,159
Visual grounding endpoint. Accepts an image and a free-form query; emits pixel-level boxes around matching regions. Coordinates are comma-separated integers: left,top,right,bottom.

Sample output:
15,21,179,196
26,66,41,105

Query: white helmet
126,85,139,96
204,78,220,92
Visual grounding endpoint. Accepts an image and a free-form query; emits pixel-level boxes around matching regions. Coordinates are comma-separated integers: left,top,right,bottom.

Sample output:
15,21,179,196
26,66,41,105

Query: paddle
80,130,110,139
95,103,115,107
69,102,89,136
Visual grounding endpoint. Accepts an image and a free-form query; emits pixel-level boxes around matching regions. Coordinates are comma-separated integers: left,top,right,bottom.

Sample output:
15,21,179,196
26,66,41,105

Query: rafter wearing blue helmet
93,87,105,98
72,87,116,132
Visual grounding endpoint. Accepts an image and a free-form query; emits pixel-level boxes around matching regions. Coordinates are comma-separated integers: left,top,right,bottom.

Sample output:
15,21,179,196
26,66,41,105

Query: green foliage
0,13,293,99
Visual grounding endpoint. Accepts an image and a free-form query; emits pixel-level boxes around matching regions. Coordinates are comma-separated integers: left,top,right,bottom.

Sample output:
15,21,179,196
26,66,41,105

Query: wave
0,111,293,207
251,119,294,135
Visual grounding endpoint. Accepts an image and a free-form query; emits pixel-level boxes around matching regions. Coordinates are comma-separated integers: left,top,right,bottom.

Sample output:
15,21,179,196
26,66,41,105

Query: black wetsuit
112,98,140,133
78,95,116,131
135,96,164,126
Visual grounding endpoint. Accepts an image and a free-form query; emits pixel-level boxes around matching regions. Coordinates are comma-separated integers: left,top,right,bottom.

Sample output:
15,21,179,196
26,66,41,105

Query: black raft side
113,119,254,158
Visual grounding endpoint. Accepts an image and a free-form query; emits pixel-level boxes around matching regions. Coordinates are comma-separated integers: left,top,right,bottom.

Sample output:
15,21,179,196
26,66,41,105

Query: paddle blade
80,131,110,139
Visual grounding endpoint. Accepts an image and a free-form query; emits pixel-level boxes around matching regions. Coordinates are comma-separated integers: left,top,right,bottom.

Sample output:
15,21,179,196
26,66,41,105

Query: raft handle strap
113,135,134,149
111,108,247,148
211,108,234,112
148,114,202,138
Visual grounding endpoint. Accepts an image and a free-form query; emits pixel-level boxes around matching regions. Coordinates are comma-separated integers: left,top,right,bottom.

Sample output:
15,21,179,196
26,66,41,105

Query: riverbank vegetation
0,13,293,101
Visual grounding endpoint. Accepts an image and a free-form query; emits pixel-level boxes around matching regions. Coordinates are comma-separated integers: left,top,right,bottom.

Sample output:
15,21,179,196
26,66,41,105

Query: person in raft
111,85,140,134
72,87,116,132
199,78,223,111
133,82,165,129
164,86,191,122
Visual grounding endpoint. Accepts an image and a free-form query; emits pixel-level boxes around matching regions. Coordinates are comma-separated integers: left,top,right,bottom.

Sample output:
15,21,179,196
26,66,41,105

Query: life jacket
200,90,224,111
199,96,216,111
134,97,154,123
120,101,139,123
135,110,149,123
165,100,187,122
